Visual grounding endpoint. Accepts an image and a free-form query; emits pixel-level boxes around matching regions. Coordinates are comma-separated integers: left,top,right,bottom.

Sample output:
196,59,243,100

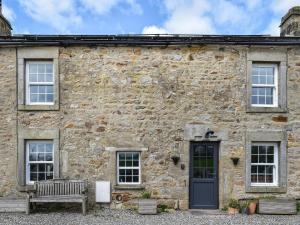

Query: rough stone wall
0,48,16,196
1,44,300,209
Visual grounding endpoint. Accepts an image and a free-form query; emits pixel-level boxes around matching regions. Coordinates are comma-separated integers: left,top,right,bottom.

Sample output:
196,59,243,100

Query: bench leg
82,198,87,216
26,199,30,215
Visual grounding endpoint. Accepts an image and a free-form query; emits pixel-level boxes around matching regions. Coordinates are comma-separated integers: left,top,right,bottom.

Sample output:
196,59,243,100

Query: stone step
0,198,27,213
189,209,228,215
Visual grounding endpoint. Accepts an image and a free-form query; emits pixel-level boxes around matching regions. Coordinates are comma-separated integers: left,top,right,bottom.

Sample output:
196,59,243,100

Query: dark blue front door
189,142,219,209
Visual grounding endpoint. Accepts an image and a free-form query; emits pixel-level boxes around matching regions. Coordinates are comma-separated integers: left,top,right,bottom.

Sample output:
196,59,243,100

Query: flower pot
228,207,239,215
248,202,257,215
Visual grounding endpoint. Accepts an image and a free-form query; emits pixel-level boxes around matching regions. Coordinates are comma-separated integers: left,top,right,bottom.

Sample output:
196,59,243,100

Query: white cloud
143,0,215,34
2,4,16,22
215,0,246,25
246,0,262,10
142,25,168,34
271,0,300,13
19,0,82,33
80,0,142,15
263,19,280,36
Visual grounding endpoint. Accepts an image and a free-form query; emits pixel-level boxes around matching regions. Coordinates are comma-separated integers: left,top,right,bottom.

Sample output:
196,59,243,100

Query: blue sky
3,0,300,36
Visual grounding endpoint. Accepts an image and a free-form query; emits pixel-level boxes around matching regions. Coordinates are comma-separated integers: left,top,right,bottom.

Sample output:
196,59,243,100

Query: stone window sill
18,104,59,111
246,186,287,193
114,185,145,190
246,107,287,113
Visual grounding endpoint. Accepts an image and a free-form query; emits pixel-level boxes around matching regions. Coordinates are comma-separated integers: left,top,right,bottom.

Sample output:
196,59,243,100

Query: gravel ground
0,209,300,225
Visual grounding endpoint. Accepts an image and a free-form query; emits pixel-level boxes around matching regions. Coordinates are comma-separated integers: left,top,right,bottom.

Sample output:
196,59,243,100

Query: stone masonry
0,44,300,209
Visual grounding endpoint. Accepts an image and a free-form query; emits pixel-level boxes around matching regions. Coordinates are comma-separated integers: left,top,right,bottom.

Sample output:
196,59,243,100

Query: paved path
0,209,299,225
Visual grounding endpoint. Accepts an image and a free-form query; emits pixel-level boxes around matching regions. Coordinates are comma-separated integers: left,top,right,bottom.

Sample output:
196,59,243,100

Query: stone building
1,6,300,210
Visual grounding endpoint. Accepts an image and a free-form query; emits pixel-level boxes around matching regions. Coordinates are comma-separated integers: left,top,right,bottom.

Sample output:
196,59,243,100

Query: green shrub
228,199,240,209
158,204,168,213
141,191,151,199
297,201,300,212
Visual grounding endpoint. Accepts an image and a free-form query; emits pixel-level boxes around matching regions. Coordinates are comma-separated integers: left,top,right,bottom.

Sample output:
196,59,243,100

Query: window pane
119,161,125,167
29,144,37,152
46,64,53,73
251,146,258,154
45,153,53,161
37,74,46,82
29,74,37,82
119,153,125,161
266,96,273,104
258,165,265,173
38,173,45,181
133,169,139,175
133,176,139,183
126,160,133,167
125,169,132,176
251,165,257,173
38,164,45,172
252,75,259,84
30,173,38,181
30,94,38,103
125,153,133,161
251,155,258,163
251,174,257,183
119,176,125,183
266,174,273,183
46,94,54,102
37,144,45,152
258,174,265,183
29,64,38,73
259,146,266,154
30,164,38,173
267,155,274,163
267,146,274,154
126,176,132,183
46,144,53,152
30,86,38,94
38,64,45,73
259,155,266,163
133,160,139,167
29,153,37,161
119,169,125,175
132,153,139,160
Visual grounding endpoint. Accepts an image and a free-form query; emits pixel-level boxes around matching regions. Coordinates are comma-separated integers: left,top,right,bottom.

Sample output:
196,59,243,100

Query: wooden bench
26,179,88,215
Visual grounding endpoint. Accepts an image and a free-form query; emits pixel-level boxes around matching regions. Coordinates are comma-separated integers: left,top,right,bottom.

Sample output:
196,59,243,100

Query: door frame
188,141,220,209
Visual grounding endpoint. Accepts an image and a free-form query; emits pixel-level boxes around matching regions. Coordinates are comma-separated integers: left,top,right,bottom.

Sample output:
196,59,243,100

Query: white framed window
26,61,54,105
250,143,278,187
117,152,141,185
251,64,278,107
26,140,54,185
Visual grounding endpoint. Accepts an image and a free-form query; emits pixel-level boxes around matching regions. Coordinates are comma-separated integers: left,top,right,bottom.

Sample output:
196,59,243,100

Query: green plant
297,201,300,212
228,199,240,209
140,191,151,199
158,204,168,213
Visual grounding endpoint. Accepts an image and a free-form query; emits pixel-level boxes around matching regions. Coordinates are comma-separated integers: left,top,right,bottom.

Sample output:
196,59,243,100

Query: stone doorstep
189,209,228,215
0,197,27,213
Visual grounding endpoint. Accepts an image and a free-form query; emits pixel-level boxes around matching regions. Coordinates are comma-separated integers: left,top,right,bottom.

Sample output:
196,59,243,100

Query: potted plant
228,199,240,215
240,201,249,215
138,191,157,215
248,199,257,215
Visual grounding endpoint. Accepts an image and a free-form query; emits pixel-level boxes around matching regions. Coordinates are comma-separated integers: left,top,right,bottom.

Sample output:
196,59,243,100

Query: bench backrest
34,179,87,197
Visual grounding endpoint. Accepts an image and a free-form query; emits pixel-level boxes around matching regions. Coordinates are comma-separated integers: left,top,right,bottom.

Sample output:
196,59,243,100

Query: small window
26,61,54,105
250,143,278,186
251,64,278,107
117,152,140,185
26,140,54,185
